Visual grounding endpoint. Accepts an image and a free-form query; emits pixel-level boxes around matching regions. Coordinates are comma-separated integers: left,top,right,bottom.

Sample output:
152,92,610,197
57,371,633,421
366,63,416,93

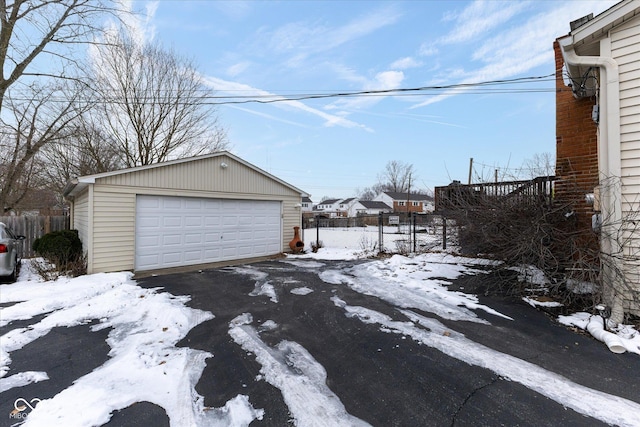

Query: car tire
8,256,17,282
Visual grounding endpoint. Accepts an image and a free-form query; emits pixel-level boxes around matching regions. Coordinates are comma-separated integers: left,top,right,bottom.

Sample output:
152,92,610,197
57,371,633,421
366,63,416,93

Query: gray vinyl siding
91,188,136,273
73,189,90,255
612,16,640,315
97,155,299,198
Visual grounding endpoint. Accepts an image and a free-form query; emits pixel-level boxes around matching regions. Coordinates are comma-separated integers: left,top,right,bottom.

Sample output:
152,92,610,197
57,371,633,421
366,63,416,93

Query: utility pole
407,173,412,249
468,158,473,185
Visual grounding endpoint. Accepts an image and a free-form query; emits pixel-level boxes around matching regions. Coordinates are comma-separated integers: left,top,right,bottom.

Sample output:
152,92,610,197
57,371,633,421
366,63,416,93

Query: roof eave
570,0,640,49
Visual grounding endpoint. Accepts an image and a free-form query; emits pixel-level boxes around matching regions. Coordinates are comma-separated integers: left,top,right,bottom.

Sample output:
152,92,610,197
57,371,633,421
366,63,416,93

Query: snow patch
229,314,370,427
290,287,314,296
332,297,640,427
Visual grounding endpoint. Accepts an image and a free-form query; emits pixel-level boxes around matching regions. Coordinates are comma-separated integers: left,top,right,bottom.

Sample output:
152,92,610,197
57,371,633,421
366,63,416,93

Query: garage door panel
135,195,282,271
204,233,220,243
205,216,221,226
138,235,160,247
163,216,182,227
184,250,203,262
162,252,181,264
138,198,160,209
162,234,181,246
185,233,203,244
137,216,160,228
162,199,182,209
185,199,202,209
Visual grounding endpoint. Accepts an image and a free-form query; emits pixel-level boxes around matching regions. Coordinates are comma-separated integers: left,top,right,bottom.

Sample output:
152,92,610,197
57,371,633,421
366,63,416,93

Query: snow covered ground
1,228,639,426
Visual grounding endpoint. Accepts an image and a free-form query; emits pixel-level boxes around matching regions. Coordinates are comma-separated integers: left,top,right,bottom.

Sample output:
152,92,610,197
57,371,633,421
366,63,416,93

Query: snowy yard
1,228,639,426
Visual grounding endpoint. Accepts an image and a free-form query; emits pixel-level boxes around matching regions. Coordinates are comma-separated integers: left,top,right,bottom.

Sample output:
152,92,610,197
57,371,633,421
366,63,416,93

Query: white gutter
558,35,624,324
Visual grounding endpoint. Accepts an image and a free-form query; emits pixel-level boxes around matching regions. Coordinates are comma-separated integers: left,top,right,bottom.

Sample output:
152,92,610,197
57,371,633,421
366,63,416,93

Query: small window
398,201,405,207
412,201,420,207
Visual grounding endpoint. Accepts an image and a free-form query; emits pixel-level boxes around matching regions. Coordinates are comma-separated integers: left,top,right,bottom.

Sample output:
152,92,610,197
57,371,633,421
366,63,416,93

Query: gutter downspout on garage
558,35,624,325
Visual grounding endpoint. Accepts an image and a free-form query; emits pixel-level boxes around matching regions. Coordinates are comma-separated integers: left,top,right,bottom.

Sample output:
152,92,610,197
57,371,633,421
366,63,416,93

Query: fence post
442,215,447,250
378,211,383,254
412,212,417,253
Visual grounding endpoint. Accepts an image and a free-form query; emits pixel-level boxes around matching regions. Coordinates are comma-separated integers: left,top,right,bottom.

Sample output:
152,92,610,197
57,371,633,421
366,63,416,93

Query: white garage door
135,195,282,271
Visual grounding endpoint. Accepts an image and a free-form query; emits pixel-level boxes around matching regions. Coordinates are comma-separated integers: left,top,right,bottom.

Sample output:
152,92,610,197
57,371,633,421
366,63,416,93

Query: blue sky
133,0,616,201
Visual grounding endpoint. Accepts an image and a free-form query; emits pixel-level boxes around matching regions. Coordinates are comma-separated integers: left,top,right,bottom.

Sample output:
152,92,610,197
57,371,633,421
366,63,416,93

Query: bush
33,230,83,268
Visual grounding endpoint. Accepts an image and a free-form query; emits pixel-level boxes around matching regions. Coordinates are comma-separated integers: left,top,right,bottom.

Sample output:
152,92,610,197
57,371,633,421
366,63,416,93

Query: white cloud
419,43,439,57
374,71,404,89
115,0,158,45
325,70,404,111
202,75,372,131
438,0,530,45
226,61,251,77
264,5,401,64
390,57,423,70
326,6,402,49
212,0,252,19
411,0,617,109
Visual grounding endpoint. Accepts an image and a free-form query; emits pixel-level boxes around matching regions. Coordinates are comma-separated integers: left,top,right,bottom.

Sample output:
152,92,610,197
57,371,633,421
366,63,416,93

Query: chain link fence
303,212,457,254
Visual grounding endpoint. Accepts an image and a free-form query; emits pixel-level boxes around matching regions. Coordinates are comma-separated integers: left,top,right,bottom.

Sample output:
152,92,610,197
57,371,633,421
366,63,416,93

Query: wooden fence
0,216,70,258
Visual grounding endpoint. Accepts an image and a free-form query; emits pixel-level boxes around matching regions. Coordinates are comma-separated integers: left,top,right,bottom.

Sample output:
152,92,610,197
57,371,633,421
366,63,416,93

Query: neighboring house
336,198,358,217
347,200,393,217
373,191,434,213
301,197,313,213
63,151,308,274
556,0,640,320
315,198,345,217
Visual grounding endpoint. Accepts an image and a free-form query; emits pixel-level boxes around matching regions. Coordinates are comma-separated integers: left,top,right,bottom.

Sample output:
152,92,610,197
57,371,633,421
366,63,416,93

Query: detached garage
63,152,308,274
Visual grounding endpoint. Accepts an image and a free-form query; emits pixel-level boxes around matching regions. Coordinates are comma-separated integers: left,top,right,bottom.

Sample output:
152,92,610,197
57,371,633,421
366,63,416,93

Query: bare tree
378,160,415,193
356,183,385,201
90,29,229,167
0,0,117,111
1,82,86,210
39,113,123,195
0,0,121,210
520,152,555,179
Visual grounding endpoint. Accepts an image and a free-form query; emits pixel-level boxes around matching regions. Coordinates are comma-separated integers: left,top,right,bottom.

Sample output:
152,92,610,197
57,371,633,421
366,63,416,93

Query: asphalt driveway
137,259,639,426
2,257,639,426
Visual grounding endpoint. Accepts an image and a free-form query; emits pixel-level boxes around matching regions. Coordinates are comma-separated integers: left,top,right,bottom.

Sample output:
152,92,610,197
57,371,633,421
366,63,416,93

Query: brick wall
554,40,600,268
554,40,600,231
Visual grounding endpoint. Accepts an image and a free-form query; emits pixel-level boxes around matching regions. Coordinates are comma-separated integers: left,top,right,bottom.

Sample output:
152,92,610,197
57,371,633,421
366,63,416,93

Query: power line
6,73,564,105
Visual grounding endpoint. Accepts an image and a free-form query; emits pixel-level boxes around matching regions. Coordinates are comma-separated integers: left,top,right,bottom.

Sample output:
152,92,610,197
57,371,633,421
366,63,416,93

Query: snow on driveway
1,228,639,426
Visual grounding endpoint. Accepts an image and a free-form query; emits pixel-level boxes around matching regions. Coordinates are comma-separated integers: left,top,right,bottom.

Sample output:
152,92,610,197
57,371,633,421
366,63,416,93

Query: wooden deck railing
434,176,556,213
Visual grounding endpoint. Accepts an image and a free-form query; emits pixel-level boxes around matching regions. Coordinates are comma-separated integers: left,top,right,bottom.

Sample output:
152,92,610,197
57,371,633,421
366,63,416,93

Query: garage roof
63,151,309,199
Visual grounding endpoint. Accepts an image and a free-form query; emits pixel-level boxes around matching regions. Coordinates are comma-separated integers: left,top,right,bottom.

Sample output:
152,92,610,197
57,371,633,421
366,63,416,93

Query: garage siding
92,190,136,273
98,155,297,197
73,189,90,252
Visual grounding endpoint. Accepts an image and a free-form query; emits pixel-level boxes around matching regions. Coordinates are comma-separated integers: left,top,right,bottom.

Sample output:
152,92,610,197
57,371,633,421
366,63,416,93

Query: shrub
311,240,323,253
33,230,84,273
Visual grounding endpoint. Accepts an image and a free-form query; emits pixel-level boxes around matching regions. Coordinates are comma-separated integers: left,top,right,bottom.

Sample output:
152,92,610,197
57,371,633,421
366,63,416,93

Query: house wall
77,154,303,273
554,40,600,234
393,201,423,213
554,39,601,282
611,17,640,314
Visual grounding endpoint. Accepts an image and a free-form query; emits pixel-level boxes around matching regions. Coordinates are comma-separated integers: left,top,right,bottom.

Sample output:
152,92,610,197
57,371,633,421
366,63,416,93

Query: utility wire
6,73,564,105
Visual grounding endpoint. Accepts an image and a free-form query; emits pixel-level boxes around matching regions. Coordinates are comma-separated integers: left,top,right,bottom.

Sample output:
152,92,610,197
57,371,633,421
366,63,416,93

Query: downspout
558,36,624,325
